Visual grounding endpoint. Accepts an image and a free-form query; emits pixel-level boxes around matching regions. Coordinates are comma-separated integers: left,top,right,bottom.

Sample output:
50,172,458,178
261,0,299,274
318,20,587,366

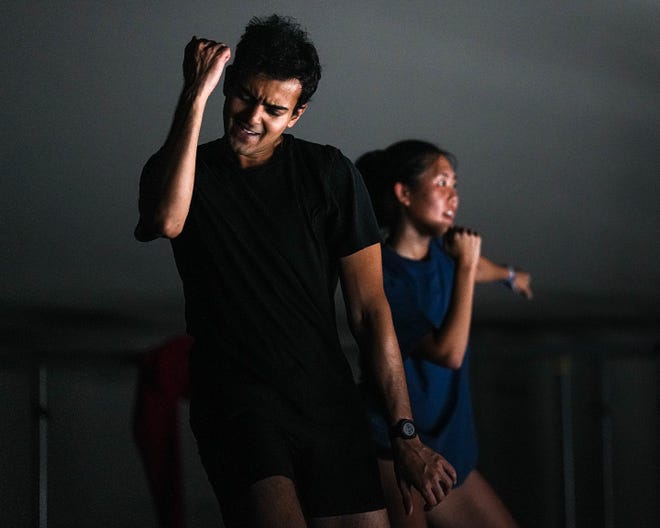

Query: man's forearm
363,305,414,425
136,37,231,241
136,87,208,240
339,245,414,424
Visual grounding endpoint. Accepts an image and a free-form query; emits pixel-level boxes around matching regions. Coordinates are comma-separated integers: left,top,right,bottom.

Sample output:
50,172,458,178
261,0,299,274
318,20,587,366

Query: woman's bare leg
425,470,518,528
378,460,517,528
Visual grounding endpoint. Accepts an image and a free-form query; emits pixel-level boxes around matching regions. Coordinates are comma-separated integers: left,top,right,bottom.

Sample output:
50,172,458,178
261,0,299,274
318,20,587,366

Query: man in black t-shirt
135,14,456,528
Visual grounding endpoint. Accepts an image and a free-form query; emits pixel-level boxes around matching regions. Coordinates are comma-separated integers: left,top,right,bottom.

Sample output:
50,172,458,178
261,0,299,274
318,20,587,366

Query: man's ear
393,182,411,206
287,103,307,128
222,65,234,97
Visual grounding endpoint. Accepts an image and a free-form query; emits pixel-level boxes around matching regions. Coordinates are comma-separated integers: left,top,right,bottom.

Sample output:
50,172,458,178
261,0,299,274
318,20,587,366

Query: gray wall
2,1,660,320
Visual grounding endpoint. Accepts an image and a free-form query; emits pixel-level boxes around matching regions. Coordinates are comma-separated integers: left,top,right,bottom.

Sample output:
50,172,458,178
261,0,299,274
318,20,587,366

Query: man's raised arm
135,37,231,241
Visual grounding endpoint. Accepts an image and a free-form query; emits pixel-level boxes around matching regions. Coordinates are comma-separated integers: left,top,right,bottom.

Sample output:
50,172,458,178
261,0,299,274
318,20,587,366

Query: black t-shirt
166,134,380,422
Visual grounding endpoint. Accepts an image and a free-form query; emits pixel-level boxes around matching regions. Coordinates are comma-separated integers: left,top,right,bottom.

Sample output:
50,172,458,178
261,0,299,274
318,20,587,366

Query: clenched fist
444,226,481,270
183,37,232,99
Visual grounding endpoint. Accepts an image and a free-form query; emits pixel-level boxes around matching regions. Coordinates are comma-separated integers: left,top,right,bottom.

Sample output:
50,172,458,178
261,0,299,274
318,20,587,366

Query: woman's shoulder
430,237,454,264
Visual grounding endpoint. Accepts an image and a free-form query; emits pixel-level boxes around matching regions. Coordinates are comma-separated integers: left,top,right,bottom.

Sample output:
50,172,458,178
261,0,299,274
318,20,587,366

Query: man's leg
221,475,390,528
310,508,390,528
221,475,307,528
378,458,428,527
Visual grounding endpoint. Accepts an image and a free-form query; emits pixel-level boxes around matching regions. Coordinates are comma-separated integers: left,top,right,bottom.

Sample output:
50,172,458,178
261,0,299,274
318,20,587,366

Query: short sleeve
326,153,381,257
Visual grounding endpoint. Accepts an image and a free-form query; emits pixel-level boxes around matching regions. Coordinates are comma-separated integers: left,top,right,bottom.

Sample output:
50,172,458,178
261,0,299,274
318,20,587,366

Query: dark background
2,1,658,527
3,1,659,313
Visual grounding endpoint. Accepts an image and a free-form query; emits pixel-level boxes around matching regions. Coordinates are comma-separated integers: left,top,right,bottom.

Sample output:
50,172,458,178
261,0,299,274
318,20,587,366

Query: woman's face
401,155,458,236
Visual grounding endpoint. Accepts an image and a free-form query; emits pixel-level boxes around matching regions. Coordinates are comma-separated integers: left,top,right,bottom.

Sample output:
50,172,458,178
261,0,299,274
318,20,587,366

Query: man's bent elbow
134,216,183,241
159,218,184,239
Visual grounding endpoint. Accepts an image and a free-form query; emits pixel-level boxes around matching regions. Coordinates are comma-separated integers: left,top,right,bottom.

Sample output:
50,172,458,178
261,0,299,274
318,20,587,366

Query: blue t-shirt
365,238,478,486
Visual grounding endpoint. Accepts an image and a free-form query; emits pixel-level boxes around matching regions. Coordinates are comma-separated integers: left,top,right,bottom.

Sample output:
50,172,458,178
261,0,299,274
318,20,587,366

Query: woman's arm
476,256,533,299
415,229,480,369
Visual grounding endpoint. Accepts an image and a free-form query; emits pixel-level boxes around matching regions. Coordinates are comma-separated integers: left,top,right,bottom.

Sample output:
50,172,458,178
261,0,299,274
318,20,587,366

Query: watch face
390,419,418,440
402,421,416,437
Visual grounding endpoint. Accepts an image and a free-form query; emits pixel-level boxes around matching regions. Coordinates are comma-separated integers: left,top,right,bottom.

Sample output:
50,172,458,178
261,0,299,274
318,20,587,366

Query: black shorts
189,385,385,519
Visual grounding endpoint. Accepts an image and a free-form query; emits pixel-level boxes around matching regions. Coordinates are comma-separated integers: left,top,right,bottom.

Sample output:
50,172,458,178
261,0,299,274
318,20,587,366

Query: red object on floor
134,335,193,528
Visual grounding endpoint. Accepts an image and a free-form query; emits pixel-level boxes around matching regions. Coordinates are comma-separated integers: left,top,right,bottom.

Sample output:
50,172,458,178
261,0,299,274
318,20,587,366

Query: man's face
223,74,306,168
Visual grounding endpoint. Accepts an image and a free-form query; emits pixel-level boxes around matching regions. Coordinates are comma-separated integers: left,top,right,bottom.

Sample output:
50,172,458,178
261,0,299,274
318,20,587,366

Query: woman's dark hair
227,14,321,111
356,140,457,230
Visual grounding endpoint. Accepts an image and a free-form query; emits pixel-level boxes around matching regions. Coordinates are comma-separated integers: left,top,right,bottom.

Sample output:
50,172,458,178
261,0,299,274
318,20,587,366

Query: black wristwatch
389,418,418,440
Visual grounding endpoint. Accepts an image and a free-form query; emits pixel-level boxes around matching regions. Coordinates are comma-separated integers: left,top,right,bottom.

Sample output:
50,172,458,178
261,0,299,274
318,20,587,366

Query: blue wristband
504,266,516,290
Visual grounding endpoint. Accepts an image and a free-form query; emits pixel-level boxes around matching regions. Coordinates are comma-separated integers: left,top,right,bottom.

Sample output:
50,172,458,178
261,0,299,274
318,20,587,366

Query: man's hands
183,37,231,99
392,437,457,515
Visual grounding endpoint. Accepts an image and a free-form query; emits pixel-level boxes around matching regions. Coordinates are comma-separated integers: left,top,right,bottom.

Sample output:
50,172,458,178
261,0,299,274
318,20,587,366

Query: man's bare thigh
310,508,390,528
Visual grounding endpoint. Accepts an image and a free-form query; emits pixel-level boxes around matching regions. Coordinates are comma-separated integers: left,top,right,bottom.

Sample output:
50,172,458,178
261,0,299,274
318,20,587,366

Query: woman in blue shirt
357,140,530,527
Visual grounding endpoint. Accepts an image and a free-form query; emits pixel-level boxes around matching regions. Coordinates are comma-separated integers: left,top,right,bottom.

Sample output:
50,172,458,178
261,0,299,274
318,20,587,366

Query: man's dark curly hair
227,14,321,110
